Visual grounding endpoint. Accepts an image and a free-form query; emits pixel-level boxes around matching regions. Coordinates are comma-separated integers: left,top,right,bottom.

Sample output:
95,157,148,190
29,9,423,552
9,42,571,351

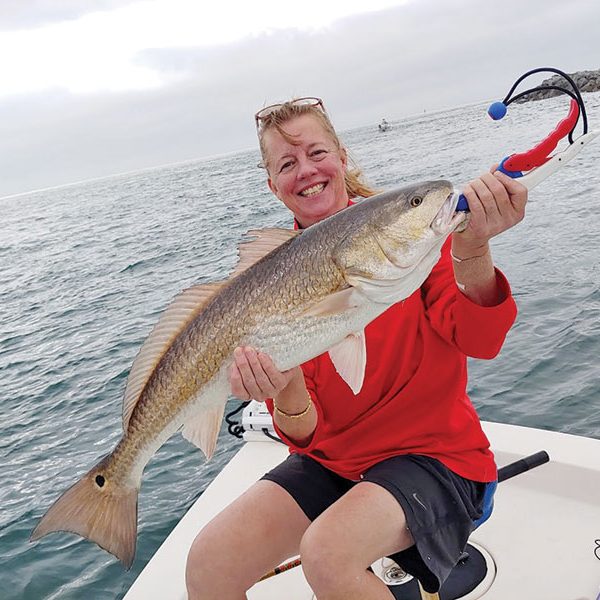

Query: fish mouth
431,191,469,234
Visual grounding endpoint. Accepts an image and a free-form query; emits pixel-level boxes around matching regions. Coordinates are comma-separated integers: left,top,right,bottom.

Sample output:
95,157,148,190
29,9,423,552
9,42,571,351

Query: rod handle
497,450,550,483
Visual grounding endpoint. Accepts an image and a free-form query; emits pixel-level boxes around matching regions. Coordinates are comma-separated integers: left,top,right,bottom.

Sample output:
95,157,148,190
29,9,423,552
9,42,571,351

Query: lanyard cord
501,67,588,141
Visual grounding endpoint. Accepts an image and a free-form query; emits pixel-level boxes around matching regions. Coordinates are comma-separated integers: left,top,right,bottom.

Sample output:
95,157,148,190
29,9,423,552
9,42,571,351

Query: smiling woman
262,114,351,227
182,95,529,600
256,97,377,227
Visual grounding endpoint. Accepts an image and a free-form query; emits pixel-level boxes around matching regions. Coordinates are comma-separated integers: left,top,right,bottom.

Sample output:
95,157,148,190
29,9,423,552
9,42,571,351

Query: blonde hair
257,100,378,199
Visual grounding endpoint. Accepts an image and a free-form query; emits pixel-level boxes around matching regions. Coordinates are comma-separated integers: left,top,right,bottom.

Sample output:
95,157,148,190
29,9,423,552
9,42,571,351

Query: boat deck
124,421,600,599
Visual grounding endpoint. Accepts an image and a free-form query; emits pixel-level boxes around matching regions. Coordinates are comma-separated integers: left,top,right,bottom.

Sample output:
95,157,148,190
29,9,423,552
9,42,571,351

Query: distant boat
378,118,391,132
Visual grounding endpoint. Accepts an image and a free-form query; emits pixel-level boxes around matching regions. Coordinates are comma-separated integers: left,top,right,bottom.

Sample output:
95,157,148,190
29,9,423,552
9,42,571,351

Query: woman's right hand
229,346,302,402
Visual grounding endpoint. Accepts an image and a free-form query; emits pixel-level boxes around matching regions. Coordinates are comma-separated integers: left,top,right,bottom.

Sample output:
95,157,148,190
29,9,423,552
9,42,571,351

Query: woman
185,98,527,599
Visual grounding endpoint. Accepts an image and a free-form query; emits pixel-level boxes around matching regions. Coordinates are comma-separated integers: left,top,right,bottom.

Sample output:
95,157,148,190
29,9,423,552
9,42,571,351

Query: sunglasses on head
254,97,325,129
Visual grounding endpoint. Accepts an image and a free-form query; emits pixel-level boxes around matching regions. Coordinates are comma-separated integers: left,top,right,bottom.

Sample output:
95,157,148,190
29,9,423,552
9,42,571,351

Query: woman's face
263,114,349,228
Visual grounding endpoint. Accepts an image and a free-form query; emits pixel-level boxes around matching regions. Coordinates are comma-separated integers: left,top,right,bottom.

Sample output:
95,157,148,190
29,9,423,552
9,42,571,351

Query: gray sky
1,0,599,198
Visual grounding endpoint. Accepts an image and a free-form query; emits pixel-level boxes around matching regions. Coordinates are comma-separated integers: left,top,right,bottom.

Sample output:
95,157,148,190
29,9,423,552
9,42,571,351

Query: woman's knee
187,517,253,596
185,525,221,596
299,521,352,589
186,480,311,596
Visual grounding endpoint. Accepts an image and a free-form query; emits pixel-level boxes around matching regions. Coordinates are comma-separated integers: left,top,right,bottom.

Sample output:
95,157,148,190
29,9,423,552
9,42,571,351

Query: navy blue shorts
261,453,490,593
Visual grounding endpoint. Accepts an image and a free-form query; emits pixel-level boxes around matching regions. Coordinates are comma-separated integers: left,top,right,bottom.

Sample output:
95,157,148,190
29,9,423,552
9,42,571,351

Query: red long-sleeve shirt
266,238,517,482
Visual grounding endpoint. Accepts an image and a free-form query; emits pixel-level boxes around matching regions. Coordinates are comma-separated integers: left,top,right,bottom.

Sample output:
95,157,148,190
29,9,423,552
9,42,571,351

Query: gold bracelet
273,393,312,419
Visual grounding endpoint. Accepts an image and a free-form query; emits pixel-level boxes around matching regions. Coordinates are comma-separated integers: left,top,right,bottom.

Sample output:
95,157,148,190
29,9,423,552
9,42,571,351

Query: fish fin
231,228,300,277
31,456,138,569
123,282,225,429
301,287,361,317
345,265,428,305
181,401,226,460
328,330,367,395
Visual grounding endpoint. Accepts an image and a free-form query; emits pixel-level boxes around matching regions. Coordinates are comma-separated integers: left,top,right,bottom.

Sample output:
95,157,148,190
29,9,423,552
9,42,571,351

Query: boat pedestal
372,542,495,600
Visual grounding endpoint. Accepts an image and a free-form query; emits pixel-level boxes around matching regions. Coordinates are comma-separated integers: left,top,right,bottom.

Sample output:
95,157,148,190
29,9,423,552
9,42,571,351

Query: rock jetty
515,69,600,102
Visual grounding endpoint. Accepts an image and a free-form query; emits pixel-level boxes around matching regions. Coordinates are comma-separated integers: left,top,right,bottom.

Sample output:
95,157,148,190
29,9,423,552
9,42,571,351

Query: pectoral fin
181,401,226,460
301,287,362,317
345,263,428,305
328,331,367,395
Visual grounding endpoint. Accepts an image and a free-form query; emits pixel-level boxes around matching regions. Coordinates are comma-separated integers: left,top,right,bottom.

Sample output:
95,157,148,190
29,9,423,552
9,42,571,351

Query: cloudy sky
1,0,599,197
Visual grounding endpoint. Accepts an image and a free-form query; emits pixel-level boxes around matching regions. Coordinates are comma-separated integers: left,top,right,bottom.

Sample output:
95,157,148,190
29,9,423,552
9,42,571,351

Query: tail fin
30,457,139,569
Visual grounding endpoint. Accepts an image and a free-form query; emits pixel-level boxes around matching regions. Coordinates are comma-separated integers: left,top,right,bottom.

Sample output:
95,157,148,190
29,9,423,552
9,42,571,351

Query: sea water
1,93,600,599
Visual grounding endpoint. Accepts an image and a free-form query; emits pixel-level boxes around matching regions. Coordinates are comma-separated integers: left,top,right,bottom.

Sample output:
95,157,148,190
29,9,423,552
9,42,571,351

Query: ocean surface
2,93,600,599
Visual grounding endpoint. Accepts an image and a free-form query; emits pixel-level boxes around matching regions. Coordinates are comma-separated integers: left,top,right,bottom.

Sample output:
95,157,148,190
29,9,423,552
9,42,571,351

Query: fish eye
410,196,423,207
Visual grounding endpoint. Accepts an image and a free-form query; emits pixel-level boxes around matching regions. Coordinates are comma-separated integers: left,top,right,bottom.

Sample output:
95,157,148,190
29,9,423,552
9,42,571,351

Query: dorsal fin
122,282,225,429
231,228,300,278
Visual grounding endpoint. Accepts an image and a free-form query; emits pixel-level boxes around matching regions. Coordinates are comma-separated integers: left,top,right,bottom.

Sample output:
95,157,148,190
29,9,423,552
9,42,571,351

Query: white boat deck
124,421,600,600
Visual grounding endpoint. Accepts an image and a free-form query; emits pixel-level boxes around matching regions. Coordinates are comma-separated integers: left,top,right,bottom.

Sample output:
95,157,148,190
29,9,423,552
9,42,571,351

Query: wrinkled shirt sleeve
421,239,517,359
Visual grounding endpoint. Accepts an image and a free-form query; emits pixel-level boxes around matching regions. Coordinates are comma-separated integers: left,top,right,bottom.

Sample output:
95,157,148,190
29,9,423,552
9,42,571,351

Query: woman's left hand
229,346,300,402
454,170,528,255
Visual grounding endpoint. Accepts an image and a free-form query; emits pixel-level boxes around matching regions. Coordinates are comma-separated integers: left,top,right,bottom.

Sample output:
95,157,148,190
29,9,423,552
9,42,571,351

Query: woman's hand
229,346,301,402
450,169,527,306
453,170,527,256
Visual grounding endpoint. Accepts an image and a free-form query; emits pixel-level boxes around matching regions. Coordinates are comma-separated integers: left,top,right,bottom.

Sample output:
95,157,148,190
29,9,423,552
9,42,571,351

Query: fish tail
30,456,139,569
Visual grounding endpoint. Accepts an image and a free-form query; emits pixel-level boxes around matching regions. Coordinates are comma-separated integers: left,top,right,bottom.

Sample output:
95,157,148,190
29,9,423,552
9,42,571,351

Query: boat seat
473,480,497,528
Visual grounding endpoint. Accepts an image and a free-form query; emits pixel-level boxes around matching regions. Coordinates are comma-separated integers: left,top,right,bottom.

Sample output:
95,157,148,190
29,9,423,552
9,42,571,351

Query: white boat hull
124,418,600,599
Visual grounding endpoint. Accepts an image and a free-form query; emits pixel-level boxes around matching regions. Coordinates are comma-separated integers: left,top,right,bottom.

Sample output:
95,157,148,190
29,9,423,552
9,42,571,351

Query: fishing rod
455,67,599,211
258,450,550,582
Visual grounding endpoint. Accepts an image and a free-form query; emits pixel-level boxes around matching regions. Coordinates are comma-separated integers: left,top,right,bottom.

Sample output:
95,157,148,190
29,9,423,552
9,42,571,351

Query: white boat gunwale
123,408,600,600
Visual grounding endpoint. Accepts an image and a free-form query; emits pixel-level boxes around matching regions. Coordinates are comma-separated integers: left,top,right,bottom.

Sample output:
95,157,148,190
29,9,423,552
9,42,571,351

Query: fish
30,180,467,568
